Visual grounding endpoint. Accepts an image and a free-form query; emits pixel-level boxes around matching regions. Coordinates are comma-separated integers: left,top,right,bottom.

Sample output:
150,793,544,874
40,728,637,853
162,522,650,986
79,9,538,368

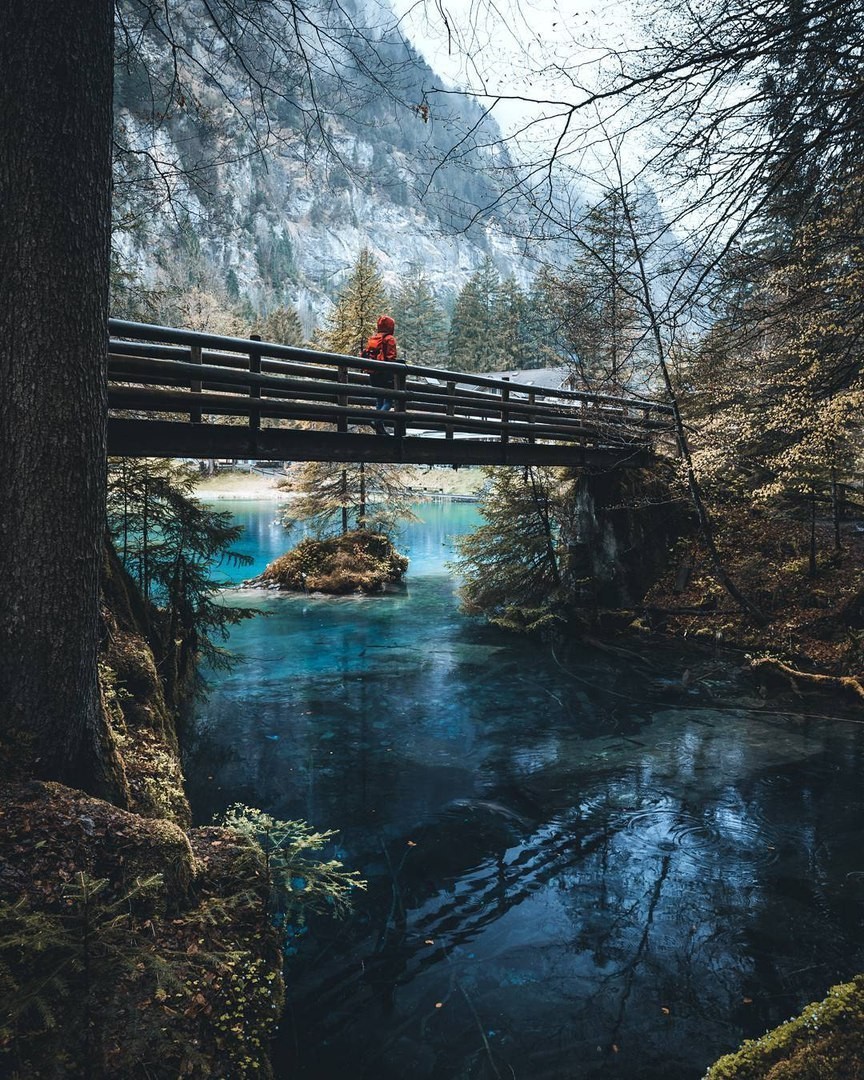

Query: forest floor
193,464,484,501
0,776,280,1078
642,504,864,678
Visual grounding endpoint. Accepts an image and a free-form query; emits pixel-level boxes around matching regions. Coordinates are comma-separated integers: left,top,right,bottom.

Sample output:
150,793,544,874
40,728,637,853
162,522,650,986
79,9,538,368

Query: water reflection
185,501,864,1080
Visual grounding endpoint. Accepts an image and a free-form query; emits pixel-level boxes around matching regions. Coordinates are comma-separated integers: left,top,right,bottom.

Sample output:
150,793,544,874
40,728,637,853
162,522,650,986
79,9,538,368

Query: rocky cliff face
111,0,536,331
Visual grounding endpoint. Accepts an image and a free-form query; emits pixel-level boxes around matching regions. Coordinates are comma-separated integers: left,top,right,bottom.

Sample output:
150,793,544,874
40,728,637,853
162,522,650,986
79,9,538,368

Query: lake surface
185,498,864,1080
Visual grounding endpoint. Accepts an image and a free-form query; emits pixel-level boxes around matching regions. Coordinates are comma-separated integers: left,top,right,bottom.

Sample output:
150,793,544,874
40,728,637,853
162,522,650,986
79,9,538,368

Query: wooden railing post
446,380,455,440
249,333,261,432
501,378,510,446
190,344,202,423
337,364,348,433
394,368,406,438
527,390,536,444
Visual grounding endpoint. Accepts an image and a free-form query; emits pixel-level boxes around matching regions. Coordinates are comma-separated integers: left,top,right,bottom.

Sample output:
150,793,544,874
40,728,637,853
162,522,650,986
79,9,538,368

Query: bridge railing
108,319,674,450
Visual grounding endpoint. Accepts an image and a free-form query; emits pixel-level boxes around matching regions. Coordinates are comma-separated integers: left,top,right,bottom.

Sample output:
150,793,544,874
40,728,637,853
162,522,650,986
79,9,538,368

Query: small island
241,459,416,595
251,529,409,594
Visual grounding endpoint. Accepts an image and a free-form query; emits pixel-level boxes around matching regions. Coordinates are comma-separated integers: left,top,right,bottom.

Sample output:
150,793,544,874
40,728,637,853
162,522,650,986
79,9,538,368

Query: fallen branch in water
582,635,657,667
750,657,864,702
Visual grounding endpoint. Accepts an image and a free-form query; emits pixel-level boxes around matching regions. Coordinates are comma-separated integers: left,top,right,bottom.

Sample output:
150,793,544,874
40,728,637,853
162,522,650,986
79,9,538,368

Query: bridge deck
107,320,673,467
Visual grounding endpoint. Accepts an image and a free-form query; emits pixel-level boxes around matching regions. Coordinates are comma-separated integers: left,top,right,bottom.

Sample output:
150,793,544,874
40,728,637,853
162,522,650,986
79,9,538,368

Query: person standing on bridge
362,315,402,435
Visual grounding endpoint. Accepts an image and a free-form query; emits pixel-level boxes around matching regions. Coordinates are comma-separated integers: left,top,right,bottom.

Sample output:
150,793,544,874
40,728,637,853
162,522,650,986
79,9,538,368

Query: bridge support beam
108,418,650,470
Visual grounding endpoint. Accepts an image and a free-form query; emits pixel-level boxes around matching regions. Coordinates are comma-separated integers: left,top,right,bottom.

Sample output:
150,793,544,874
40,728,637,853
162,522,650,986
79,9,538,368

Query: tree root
750,656,864,702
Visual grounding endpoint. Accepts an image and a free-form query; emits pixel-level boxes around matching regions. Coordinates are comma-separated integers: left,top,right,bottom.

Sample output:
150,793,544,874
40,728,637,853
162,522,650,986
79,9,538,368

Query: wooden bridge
107,320,674,467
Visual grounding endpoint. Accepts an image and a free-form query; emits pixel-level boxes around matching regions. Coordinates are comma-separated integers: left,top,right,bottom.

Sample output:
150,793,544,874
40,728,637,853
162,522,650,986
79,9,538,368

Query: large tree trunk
0,0,125,801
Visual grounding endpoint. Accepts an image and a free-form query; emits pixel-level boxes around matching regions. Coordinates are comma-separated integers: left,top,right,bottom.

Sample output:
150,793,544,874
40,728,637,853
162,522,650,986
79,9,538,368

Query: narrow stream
185,499,864,1080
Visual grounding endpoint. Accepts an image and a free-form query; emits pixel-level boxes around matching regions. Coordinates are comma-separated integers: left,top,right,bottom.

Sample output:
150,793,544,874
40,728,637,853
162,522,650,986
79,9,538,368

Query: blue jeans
373,396,393,434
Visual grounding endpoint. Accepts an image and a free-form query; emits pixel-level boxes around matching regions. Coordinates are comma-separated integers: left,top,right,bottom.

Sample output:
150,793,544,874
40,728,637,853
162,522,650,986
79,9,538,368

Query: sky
388,0,642,122
385,0,653,193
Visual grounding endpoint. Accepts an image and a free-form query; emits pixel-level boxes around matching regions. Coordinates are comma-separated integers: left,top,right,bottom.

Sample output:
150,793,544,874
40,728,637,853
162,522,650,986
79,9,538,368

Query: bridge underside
108,418,650,469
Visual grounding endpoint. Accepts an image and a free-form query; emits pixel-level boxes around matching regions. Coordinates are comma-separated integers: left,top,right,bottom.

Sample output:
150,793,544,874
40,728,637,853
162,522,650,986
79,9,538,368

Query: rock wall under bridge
566,466,692,614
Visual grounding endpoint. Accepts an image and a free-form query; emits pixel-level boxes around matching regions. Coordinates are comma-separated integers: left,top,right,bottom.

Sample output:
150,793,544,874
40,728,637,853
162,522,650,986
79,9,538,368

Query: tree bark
0,0,126,801
831,466,842,552
359,460,367,527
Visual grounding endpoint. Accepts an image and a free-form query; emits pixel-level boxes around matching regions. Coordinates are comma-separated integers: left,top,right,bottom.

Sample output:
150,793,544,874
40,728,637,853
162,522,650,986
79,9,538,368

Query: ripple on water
614,794,783,874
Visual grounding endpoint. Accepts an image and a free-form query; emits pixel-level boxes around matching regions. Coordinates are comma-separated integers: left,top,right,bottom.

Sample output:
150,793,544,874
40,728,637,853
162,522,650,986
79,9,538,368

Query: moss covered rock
260,529,408,594
100,542,191,827
706,976,864,1079
0,780,284,1079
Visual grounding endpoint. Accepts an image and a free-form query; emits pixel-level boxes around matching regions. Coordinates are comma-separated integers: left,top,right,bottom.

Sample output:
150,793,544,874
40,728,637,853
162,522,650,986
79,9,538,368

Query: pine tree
536,192,651,392
448,256,506,372
318,248,389,356
255,305,305,346
1,0,121,797
453,466,577,632
280,461,418,538
106,459,255,693
497,276,536,370
391,264,449,366
684,179,864,573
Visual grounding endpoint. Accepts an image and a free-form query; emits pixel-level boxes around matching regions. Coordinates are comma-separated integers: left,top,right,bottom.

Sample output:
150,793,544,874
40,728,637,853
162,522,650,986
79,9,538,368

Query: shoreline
193,465,484,502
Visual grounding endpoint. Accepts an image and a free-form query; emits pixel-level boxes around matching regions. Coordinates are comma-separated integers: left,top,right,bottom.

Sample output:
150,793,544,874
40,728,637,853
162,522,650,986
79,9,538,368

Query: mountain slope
111,0,533,331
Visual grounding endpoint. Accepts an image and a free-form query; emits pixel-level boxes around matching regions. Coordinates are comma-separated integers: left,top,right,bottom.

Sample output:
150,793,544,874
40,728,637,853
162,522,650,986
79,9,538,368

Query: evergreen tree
448,257,506,372
106,459,255,694
1,0,120,797
280,461,418,538
535,191,650,393
453,466,577,632
497,276,537,370
391,265,449,366
684,178,864,571
318,248,389,356
255,304,305,346
521,277,565,370
758,0,858,250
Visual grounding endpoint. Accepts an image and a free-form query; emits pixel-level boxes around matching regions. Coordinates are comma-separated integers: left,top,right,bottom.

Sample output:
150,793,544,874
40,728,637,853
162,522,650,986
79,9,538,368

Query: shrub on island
258,529,408,594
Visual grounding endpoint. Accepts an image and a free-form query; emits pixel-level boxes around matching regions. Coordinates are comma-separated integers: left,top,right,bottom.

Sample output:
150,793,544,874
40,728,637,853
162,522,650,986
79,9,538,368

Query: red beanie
377,315,395,334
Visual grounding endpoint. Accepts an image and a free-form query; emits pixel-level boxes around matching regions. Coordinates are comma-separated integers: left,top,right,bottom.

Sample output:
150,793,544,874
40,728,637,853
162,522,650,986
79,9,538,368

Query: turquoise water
185,500,864,1080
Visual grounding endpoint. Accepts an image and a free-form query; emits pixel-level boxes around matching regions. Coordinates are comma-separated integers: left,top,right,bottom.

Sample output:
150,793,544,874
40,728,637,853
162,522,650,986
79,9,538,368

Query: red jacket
363,327,400,388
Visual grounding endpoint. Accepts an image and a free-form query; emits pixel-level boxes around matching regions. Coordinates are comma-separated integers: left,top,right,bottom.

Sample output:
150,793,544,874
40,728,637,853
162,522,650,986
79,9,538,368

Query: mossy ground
0,779,283,1078
0,544,284,1078
261,529,408,594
